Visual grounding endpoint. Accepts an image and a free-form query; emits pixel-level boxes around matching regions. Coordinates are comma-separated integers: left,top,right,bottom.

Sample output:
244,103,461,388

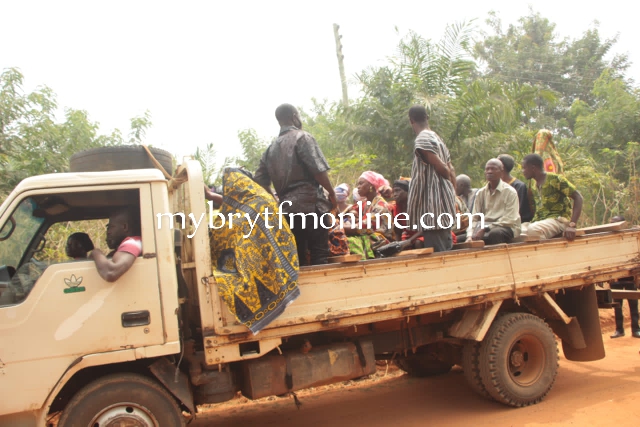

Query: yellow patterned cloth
210,168,300,334
532,129,564,174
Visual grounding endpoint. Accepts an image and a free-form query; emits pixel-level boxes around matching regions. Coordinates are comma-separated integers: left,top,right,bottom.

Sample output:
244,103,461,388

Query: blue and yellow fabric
210,168,300,334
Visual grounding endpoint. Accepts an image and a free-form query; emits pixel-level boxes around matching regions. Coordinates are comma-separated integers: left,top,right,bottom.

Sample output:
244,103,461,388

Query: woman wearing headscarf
334,183,350,213
532,129,563,174
327,183,351,257
342,171,393,259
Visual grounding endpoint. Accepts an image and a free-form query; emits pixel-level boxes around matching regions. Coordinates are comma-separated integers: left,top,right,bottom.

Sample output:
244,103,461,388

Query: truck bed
212,230,639,340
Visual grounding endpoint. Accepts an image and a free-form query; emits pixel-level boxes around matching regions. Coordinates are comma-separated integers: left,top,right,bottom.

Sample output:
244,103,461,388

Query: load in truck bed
173,161,639,347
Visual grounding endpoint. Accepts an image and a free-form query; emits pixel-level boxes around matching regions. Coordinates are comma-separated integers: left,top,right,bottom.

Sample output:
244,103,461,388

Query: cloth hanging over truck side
210,168,300,334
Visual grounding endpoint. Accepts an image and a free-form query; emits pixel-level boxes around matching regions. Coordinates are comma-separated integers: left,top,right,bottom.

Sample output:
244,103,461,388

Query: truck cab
0,169,181,426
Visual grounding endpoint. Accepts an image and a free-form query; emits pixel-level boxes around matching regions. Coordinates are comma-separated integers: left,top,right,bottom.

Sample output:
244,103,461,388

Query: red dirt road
194,333,640,427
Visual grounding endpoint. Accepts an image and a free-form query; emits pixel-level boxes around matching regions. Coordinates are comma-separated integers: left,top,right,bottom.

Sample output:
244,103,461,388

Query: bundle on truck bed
0,155,638,426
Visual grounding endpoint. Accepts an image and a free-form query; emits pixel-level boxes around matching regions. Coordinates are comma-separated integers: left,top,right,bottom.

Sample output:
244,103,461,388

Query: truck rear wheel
462,341,492,400
479,313,558,407
58,373,185,427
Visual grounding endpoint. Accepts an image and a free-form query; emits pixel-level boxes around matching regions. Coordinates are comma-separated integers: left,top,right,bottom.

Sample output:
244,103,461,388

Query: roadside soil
194,307,640,427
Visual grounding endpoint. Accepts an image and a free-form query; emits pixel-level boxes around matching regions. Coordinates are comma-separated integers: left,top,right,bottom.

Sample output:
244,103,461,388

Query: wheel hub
510,349,524,367
507,337,545,387
91,404,158,427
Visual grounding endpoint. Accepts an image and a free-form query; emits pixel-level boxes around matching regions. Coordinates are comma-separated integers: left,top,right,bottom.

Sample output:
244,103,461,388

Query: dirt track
195,324,640,426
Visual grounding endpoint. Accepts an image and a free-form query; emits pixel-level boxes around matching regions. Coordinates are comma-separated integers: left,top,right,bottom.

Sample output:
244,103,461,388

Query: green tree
474,9,628,134
128,110,152,144
234,128,268,172
194,142,218,186
572,69,640,154
0,68,151,196
394,21,476,101
301,99,377,187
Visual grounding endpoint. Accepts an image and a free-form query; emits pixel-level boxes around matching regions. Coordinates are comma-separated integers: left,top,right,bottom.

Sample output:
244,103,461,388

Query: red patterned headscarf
359,171,390,193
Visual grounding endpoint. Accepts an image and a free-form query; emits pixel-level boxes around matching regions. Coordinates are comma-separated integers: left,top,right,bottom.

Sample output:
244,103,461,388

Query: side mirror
0,217,16,242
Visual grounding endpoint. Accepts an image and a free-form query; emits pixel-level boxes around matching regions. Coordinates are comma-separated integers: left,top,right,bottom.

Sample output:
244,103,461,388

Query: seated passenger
89,208,142,282
66,232,95,260
466,159,521,245
334,183,350,213
342,171,393,259
379,184,394,204
326,184,351,258
456,174,478,212
391,179,410,242
520,154,583,240
452,196,470,242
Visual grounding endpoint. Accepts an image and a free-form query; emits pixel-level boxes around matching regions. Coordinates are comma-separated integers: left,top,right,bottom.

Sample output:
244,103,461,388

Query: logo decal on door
63,274,86,293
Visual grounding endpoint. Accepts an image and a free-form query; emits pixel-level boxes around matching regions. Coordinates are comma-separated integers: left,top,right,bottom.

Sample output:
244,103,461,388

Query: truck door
0,184,165,417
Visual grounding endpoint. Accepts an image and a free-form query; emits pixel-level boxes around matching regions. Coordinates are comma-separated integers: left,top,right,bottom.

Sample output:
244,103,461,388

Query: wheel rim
90,403,159,427
507,334,546,387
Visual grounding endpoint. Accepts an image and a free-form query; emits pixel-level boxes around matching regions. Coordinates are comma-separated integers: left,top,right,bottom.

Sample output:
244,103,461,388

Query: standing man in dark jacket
255,104,337,265
498,154,534,223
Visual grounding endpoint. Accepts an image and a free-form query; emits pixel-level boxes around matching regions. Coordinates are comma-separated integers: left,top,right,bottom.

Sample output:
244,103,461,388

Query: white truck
1,146,638,426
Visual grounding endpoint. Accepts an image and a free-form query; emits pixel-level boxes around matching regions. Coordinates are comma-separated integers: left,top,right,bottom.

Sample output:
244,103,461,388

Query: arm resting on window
90,249,136,283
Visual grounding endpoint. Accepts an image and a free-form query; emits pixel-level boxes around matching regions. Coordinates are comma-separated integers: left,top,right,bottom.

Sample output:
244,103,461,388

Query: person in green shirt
521,153,583,240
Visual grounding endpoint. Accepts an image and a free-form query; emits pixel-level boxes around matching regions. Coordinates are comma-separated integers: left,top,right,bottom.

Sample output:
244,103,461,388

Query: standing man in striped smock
406,105,457,252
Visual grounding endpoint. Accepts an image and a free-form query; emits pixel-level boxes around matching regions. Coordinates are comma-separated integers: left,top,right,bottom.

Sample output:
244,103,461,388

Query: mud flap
555,284,605,361
149,357,196,414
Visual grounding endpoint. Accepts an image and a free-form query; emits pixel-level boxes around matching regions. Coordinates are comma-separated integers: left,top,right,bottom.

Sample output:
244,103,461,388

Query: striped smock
407,130,456,231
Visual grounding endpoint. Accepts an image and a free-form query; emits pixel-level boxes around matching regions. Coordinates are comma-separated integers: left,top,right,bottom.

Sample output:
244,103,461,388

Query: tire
478,313,558,407
69,145,174,175
395,348,454,377
462,341,492,400
58,373,185,427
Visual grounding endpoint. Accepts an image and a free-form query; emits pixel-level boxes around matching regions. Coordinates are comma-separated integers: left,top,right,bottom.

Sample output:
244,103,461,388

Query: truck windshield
0,198,44,269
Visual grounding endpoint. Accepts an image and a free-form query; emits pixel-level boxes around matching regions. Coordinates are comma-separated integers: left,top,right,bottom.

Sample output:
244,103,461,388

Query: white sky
3,0,638,169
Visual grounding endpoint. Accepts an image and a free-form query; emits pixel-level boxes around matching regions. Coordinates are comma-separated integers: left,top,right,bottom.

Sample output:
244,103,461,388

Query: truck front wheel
58,373,185,427
479,313,558,407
